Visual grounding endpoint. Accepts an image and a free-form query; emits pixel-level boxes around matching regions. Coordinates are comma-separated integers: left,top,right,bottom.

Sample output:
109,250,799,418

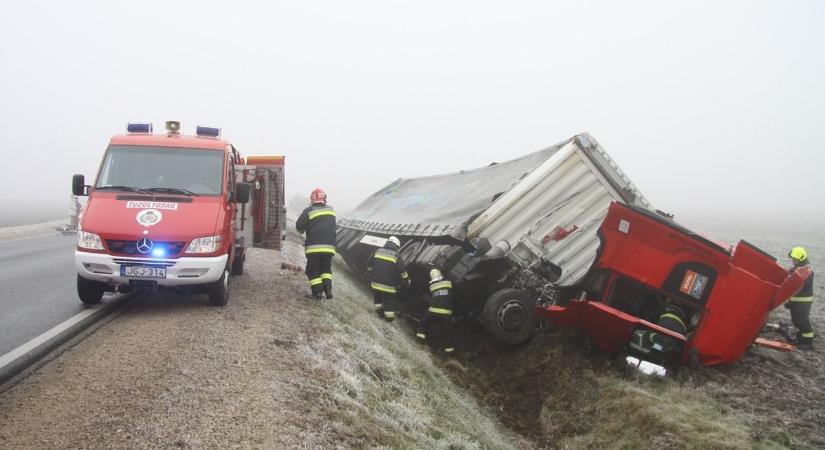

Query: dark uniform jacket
792,264,814,300
428,279,453,315
368,247,408,294
296,204,336,254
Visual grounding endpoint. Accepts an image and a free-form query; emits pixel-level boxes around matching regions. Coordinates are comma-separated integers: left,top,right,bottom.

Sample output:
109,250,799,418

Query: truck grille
106,240,186,257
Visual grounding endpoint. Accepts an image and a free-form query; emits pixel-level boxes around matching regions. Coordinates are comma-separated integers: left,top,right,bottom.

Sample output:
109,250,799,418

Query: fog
1,1,824,228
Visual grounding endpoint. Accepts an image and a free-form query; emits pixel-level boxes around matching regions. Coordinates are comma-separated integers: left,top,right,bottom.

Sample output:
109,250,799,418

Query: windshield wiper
95,185,151,194
143,187,200,196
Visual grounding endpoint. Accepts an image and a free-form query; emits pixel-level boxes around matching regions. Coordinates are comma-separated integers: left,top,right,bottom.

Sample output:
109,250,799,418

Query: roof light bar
166,120,181,135
126,122,153,133
196,125,221,138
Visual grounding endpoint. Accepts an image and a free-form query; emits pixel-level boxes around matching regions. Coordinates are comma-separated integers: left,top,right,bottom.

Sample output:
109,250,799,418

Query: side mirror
72,174,88,196
234,182,251,204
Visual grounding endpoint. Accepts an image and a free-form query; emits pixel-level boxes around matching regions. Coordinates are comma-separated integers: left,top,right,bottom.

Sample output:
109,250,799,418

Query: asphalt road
0,233,88,355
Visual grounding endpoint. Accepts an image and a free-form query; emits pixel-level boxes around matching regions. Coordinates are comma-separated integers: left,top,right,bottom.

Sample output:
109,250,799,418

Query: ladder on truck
236,156,286,251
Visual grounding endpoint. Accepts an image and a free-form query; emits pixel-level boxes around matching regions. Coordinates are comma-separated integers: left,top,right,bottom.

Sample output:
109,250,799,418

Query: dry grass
438,322,784,450
297,260,529,449
539,369,756,449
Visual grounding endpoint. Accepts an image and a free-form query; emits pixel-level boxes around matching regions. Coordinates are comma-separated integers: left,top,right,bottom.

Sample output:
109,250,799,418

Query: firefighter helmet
430,268,443,281
664,303,686,318
387,236,401,248
310,188,327,204
789,247,807,263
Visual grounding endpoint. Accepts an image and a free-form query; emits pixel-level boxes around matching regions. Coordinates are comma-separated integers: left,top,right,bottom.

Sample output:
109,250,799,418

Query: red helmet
310,188,327,204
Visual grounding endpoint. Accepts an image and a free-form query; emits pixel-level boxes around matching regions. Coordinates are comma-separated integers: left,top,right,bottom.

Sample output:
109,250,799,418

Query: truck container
72,121,284,306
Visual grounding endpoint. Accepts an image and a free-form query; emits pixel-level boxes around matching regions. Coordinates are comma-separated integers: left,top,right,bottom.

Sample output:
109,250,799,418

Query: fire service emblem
136,209,163,227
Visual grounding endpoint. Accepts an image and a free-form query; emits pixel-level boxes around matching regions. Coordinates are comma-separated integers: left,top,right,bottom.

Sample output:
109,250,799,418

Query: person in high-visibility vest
648,304,688,353
416,268,456,354
296,188,336,300
367,236,409,321
786,247,815,349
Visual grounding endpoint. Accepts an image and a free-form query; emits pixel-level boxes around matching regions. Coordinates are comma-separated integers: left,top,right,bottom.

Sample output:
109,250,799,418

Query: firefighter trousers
373,291,397,321
789,302,814,344
416,313,455,353
305,253,333,297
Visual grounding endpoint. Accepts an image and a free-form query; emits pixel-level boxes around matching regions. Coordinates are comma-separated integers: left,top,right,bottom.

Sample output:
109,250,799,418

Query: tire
77,275,105,305
208,267,231,306
231,251,245,275
480,288,537,345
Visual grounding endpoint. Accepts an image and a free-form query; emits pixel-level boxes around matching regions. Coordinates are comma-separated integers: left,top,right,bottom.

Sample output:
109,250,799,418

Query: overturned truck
336,133,811,366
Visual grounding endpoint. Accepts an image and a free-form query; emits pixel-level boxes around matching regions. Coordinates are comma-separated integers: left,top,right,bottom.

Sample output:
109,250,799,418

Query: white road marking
0,302,106,370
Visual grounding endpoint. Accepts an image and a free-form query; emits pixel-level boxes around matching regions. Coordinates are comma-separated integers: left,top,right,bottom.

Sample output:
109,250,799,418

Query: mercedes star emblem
136,238,154,254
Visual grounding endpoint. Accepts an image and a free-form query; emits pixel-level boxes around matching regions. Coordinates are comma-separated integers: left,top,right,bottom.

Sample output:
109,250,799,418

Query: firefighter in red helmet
296,188,336,300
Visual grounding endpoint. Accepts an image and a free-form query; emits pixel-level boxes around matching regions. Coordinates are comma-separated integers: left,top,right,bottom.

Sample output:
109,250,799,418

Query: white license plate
121,265,167,279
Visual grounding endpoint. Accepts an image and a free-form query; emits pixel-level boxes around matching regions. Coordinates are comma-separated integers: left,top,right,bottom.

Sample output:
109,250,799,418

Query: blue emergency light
196,126,221,138
127,122,153,133
152,247,166,257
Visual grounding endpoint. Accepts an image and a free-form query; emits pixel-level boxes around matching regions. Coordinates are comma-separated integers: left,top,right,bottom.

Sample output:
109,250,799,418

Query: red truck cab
72,122,251,306
538,202,812,366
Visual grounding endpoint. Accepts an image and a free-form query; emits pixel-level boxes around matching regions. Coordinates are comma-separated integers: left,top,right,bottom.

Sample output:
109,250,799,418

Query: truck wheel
231,251,245,275
77,275,104,305
481,288,537,345
209,268,230,306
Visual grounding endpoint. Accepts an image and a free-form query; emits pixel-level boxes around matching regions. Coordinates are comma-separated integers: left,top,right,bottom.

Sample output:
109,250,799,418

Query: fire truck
72,121,285,306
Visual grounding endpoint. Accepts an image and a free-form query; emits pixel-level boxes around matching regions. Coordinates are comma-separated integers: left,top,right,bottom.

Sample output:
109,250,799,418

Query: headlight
185,235,223,254
78,231,104,250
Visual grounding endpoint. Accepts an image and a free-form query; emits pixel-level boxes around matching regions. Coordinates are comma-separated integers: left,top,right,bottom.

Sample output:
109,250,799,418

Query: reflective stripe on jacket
791,266,814,302
428,279,453,315
296,204,337,254
368,247,408,292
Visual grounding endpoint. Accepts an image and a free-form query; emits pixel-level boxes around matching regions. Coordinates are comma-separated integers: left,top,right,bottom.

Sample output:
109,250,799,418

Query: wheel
77,275,105,305
480,288,537,345
208,267,231,306
231,250,245,275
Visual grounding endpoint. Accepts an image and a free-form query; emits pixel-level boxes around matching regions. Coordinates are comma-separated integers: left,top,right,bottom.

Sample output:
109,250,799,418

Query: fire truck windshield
96,145,225,196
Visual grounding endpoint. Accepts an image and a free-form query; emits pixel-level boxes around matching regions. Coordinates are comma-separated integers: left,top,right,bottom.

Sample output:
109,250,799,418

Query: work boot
797,340,814,350
324,286,334,300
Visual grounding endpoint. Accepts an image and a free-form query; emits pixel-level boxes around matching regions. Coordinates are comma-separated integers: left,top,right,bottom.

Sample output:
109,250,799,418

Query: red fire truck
72,121,285,306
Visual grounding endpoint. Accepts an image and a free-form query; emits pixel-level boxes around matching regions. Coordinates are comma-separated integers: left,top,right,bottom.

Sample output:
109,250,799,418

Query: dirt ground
0,244,339,449
681,304,825,449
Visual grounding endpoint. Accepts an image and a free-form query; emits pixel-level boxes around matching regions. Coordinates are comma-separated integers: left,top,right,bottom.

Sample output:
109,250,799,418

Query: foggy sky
1,1,824,227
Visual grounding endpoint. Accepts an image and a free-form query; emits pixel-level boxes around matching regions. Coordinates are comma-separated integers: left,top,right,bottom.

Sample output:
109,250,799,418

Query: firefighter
416,268,456,354
367,236,409,321
649,304,688,353
295,188,336,300
631,303,687,357
786,247,814,349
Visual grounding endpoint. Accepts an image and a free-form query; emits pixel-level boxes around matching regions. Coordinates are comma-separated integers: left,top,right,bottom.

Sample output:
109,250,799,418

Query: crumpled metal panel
339,133,654,287
339,137,571,239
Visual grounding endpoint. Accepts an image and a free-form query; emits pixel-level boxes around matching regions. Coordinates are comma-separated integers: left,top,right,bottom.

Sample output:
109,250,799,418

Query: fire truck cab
72,121,284,306
539,202,812,366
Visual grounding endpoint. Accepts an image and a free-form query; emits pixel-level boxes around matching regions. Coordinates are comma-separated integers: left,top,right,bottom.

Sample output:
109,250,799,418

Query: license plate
121,265,167,279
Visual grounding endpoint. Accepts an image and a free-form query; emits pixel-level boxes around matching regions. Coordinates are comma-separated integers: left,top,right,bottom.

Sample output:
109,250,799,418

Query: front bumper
75,251,228,287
